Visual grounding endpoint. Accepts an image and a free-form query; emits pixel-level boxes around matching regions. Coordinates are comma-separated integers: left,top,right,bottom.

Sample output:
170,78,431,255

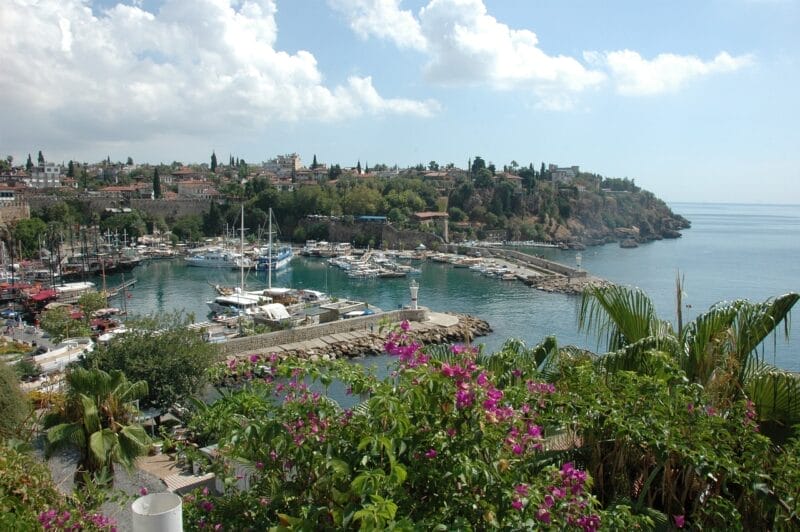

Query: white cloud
330,0,605,109
0,0,438,156
587,50,754,95
328,0,427,51
332,0,754,108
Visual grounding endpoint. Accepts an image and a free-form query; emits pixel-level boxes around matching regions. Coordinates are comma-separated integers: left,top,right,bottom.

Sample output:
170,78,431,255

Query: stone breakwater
227,312,492,361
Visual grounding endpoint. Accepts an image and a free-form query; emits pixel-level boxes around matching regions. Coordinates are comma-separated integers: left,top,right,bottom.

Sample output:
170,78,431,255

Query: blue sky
1,0,798,203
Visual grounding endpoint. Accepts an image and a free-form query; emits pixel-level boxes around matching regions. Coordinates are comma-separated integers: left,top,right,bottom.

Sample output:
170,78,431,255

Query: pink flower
512,443,524,455
511,499,523,511
400,320,410,331
256,461,264,470
249,354,260,363
687,402,694,413
536,508,551,524
139,487,148,496
425,448,438,459
227,358,237,370
514,484,529,496
674,515,685,528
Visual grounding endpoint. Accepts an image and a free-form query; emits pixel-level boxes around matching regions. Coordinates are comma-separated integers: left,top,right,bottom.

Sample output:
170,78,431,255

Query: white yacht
186,248,246,269
206,293,270,316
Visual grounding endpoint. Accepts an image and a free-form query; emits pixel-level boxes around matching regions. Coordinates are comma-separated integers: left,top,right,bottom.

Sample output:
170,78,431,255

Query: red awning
29,289,58,301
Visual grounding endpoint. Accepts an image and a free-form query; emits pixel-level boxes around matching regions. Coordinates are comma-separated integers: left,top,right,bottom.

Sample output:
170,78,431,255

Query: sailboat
254,208,293,281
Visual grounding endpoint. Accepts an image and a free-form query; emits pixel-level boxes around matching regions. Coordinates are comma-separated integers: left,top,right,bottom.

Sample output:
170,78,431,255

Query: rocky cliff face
543,189,689,247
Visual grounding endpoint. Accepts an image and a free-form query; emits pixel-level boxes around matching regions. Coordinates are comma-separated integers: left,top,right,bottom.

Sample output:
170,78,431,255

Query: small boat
207,293,272,317
186,248,247,268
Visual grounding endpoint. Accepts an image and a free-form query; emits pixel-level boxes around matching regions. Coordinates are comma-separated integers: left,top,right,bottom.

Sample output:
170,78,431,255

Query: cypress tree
26,154,33,172
37,150,45,166
153,168,162,199
67,160,74,178
211,151,217,172
356,160,362,174
312,154,318,169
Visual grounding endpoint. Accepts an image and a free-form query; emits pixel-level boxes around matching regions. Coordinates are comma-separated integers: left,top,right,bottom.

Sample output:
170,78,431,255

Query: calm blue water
104,203,800,371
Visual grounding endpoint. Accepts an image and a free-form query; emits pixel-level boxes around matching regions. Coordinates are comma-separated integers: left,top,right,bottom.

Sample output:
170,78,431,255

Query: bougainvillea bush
182,323,798,530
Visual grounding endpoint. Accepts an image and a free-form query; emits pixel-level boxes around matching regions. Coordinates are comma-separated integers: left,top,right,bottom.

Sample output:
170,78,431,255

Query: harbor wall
218,308,427,356
477,247,586,277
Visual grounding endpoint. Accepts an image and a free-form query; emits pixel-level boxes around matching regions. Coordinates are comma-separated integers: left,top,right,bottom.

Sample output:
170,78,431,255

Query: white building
262,153,302,176
26,162,63,188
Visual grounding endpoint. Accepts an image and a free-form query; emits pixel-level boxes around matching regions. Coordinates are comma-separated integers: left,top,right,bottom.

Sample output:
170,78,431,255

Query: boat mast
268,207,273,290
240,204,245,293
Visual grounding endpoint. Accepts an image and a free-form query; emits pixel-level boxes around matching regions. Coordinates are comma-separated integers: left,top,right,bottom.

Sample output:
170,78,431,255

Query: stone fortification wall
130,199,211,220
381,224,445,251
26,194,211,221
219,309,426,356
478,247,586,277
0,200,31,223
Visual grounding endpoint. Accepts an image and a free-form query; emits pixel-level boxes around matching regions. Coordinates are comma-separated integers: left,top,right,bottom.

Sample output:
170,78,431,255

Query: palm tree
578,282,800,430
43,368,152,484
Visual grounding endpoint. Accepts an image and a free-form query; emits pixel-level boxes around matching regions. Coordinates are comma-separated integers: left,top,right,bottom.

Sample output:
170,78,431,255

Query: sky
1,0,798,204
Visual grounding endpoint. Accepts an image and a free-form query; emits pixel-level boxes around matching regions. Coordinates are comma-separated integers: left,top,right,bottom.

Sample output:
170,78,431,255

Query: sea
101,203,800,372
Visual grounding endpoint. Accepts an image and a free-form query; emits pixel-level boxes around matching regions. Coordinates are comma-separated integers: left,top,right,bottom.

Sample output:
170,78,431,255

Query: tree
311,154,318,169
85,314,219,419
540,162,547,180
13,217,47,258
471,156,486,176
356,160,362,175
171,215,203,242
211,151,217,172
26,154,33,172
67,160,75,178
578,283,800,431
40,306,91,343
0,362,30,440
428,161,439,171
43,368,151,485
152,168,161,199
38,150,45,166
78,292,107,317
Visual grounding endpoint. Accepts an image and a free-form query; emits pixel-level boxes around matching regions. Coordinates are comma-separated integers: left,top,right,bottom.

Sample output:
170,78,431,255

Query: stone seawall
478,247,586,277
221,310,491,359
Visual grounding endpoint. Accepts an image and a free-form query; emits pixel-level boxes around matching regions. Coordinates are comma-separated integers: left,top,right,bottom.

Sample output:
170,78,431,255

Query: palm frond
45,422,85,458
579,284,670,351
79,394,101,434
746,366,800,426
116,425,152,469
89,428,117,467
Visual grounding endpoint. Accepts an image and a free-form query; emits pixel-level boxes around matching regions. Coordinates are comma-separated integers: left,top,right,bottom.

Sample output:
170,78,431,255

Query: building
263,154,302,176
414,211,450,242
549,164,580,184
26,162,63,188
176,180,219,199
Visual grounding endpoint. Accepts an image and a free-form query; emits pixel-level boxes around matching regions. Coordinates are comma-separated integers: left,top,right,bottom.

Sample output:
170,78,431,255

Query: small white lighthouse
409,279,419,310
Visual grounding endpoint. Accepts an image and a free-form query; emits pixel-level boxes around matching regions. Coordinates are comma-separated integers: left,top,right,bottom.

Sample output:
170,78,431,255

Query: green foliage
0,442,120,530
579,284,800,428
151,168,161,198
172,215,204,242
100,210,147,240
78,292,107,317
0,362,30,440
85,313,219,413
42,368,151,484
40,306,91,343
12,217,47,258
